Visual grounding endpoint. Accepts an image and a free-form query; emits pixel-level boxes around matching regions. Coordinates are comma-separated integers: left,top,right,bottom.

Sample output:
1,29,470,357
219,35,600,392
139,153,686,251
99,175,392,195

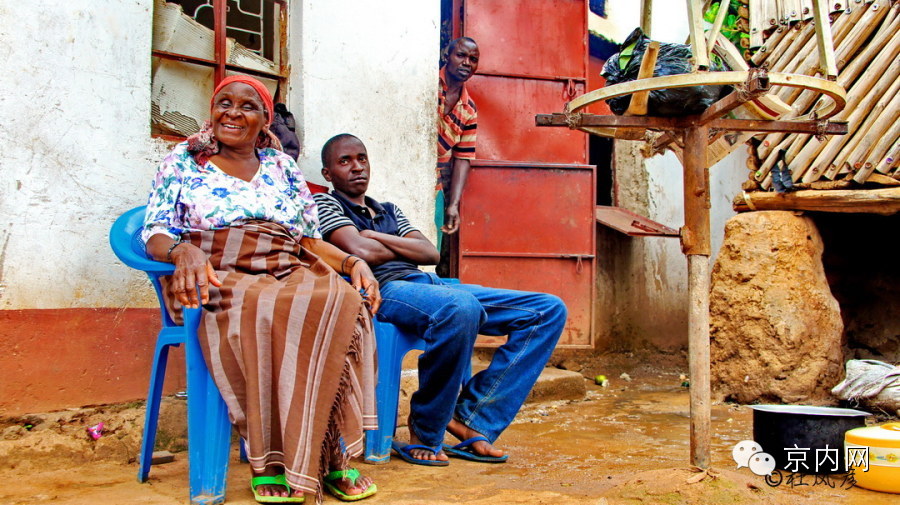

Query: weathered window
151,0,287,137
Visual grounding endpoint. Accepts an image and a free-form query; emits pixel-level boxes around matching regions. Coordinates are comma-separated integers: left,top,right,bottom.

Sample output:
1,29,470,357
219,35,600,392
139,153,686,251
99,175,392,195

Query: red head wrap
187,75,281,164
210,75,275,126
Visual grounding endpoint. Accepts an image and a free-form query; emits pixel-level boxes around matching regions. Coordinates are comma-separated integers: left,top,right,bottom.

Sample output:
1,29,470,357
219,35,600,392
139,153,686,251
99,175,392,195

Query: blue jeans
377,271,567,447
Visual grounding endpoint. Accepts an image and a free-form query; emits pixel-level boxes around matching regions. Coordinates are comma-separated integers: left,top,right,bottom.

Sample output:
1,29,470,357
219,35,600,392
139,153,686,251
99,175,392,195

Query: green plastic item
618,42,637,71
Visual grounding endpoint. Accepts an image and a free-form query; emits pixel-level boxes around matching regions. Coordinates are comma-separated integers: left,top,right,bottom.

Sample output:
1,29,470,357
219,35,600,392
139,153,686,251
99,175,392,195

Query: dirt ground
1,361,898,505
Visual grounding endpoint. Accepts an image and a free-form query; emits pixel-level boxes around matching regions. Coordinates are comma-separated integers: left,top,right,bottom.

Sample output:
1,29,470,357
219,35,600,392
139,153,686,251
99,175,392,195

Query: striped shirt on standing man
436,67,477,193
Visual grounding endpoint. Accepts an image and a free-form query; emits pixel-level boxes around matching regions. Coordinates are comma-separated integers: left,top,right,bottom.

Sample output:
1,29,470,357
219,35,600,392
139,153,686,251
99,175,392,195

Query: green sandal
323,468,377,501
250,474,304,503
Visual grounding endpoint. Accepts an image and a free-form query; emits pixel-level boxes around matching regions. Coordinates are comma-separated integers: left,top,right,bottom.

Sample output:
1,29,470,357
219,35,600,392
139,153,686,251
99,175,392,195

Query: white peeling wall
0,0,169,310
645,149,748,282
597,0,689,44
0,0,439,310
289,1,440,242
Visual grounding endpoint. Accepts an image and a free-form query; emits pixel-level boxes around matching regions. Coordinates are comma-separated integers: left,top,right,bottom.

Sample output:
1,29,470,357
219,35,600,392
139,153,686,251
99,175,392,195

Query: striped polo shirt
313,192,422,285
436,67,478,191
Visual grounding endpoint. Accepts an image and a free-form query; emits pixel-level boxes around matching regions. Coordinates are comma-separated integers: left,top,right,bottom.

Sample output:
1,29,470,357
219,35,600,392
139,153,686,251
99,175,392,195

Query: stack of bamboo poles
749,0,817,48
747,1,900,190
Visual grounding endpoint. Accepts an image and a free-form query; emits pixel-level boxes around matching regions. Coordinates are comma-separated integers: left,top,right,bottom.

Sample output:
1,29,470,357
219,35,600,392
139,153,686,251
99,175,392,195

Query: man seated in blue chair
312,134,567,466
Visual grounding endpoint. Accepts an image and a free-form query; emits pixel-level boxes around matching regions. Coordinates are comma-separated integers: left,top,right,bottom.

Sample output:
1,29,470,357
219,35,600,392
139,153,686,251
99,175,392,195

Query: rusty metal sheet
460,162,594,254
459,162,595,348
463,0,587,79
467,75,588,164
595,206,680,237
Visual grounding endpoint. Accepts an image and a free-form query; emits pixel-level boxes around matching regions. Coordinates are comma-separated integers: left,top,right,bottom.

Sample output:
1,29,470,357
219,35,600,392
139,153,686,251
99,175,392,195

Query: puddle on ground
504,374,747,483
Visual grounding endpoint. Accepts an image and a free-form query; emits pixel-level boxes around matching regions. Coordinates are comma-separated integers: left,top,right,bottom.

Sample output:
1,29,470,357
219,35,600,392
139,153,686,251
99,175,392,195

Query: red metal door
461,0,589,163
455,0,595,348
466,76,587,164
459,161,596,348
463,0,586,78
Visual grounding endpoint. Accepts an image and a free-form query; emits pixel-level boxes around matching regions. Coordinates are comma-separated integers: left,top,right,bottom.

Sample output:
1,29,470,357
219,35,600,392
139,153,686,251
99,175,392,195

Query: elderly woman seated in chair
142,75,380,503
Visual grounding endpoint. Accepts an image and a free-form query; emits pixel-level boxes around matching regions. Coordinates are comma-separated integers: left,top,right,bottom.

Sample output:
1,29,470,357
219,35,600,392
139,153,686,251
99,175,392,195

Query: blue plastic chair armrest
109,206,176,275
131,256,176,275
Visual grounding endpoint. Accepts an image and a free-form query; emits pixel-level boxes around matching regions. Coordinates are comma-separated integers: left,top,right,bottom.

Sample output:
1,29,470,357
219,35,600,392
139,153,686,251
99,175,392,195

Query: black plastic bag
601,28,731,116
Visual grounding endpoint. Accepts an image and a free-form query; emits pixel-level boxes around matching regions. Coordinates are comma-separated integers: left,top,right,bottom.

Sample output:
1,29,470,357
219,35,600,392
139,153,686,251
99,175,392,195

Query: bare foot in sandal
251,467,301,500
326,468,376,498
405,415,449,462
447,418,504,459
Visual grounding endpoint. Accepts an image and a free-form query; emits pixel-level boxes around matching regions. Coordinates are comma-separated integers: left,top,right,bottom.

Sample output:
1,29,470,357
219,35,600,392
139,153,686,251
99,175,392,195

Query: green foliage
703,1,749,57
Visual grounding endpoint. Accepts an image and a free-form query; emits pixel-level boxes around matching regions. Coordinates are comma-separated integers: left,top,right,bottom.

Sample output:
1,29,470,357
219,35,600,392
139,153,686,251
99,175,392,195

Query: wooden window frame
151,0,289,140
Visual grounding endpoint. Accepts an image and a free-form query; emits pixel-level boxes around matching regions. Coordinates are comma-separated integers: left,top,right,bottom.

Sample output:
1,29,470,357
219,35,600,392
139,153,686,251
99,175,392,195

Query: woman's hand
169,243,222,308
348,259,381,314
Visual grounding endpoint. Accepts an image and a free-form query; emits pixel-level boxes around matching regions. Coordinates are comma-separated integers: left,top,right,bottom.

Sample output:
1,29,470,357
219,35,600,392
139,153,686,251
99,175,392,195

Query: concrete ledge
397,364,587,424
524,366,588,404
0,364,588,469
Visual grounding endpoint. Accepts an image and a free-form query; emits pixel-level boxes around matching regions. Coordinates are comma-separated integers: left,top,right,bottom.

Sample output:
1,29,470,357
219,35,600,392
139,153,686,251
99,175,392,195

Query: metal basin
750,404,871,474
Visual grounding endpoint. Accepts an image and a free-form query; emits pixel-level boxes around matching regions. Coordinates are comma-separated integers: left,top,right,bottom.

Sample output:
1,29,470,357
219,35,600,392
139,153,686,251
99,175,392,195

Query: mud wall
0,0,438,416
710,211,898,403
710,212,844,404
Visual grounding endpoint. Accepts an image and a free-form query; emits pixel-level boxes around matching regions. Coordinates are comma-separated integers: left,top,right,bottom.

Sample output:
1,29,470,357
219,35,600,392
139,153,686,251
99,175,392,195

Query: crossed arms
327,226,440,267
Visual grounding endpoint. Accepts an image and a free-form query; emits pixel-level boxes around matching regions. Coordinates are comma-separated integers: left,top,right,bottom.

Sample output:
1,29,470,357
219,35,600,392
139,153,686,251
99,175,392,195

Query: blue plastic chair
364,279,467,464
109,206,231,505
363,318,426,463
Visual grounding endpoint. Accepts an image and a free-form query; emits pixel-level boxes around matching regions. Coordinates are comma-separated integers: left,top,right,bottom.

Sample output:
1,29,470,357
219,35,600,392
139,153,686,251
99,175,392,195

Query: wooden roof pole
706,1,730,60
686,0,710,70
682,125,712,469
812,0,838,79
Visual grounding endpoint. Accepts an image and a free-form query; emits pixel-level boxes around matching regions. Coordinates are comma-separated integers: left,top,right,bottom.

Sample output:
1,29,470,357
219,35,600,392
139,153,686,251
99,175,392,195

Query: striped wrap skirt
164,220,377,501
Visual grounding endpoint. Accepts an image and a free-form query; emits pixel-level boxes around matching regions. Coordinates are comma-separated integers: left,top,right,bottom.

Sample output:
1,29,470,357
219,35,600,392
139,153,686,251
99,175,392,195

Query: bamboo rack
746,1,900,193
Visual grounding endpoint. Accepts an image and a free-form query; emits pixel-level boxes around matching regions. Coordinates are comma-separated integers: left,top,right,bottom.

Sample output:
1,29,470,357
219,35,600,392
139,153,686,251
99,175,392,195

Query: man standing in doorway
436,37,479,277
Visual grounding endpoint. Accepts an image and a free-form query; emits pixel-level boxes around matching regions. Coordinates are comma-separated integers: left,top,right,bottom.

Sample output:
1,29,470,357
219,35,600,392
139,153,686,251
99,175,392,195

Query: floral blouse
142,142,322,243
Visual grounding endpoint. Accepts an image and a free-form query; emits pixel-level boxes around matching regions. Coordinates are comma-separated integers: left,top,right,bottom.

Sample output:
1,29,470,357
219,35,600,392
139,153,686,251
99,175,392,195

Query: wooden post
682,125,711,469
626,41,660,116
682,126,711,256
641,0,653,37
